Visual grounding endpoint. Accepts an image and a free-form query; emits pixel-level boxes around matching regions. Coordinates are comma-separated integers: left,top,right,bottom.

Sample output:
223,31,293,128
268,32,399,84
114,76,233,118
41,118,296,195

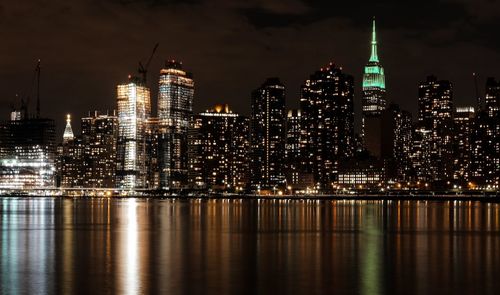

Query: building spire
63,114,74,143
369,17,379,63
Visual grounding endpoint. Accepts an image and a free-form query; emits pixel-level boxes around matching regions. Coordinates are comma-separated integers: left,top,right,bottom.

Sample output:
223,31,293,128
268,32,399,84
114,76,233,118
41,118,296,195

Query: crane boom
138,43,159,84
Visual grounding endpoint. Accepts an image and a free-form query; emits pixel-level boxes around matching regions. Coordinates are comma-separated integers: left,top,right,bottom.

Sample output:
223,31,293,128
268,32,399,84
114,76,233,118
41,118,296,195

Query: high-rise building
362,18,386,116
188,104,249,191
116,76,151,189
284,109,313,191
157,60,194,189
417,76,454,185
81,111,118,188
453,107,475,184
57,114,84,188
301,64,355,189
470,79,499,188
485,78,500,117
0,116,56,189
381,104,413,182
250,78,287,191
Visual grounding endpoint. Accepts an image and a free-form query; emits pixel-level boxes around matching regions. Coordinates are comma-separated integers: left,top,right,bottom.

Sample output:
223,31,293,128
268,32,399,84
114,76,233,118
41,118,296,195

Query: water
0,197,499,295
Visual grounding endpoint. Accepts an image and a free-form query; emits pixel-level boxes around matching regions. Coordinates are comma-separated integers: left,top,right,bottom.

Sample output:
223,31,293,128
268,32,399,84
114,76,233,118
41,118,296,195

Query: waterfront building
157,60,194,189
301,63,355,189
81,111,118,188
0,115,56,189
116,76,151,189
453,107,475,184
381,104,413,182
417,76,454,185
250,78,287,191
188,104,249,191
470,79,499,188
284,109,313,192
337,153,384,190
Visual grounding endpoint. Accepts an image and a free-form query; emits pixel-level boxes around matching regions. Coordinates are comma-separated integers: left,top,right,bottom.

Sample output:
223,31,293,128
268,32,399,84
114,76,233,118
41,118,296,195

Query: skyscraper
157,60,194,189
453,107,475,184
116,76,151,189
284,109,313,191
417,76,454,184
470,79,499,187
301,64,355,189
362,18,387,156
57,114,83,188
381,104,413,182
188,104,249,191
362,18,386,116
250,78,286,191
485,78,500,117
81,111,118,188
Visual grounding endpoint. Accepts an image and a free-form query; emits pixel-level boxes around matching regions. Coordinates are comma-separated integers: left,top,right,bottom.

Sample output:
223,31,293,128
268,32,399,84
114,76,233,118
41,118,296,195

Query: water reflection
0,198,499,294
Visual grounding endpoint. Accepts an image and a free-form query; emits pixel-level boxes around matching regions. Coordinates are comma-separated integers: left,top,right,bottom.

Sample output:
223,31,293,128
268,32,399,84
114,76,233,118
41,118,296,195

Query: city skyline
0,14,498,194
2,1,500,134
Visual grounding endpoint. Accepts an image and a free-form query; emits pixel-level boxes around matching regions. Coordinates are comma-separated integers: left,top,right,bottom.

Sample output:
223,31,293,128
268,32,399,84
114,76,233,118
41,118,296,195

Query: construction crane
36,59,41,118
138,43,159,84
21,60,41,119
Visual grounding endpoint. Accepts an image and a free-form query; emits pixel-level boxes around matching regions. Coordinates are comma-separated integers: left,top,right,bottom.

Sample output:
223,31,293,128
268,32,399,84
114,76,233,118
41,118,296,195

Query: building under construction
0,115,56,189
0,61,56,190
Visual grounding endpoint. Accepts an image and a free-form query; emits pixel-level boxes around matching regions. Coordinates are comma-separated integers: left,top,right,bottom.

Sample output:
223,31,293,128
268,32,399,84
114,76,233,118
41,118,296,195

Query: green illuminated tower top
369,18,379,63
362,17,386,116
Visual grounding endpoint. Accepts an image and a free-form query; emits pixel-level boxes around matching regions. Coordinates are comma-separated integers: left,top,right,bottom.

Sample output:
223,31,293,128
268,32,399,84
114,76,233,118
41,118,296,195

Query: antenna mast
36,60,41,118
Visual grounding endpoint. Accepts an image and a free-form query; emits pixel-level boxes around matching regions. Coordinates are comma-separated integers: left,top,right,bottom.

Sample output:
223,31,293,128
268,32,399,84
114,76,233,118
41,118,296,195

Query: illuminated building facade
116,77,151,189
453,107,475,184
410,128,432,182
301,64,355,189
157,60,194,189
470,79,499,187
0,116,56,189
417,76,454,184
188,104,249,191
81,111,118,188
250,78,286,190
57,115,84,187
284,109,313,191
381,104,413,182
362,18,386,116
485,77,500,117
337,156,384,189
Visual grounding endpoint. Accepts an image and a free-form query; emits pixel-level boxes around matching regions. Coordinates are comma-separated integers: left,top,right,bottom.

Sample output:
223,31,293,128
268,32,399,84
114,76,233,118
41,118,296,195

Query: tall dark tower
250,78,287,191
362,18,387,157
362,18,386,116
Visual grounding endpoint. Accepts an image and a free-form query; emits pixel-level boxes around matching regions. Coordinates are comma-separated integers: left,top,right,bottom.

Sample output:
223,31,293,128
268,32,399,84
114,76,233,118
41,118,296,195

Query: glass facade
157,61,194,189
116,78,151,189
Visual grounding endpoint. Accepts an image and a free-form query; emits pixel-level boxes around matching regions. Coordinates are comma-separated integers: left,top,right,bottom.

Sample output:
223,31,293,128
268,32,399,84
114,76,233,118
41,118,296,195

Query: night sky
1,0,500,135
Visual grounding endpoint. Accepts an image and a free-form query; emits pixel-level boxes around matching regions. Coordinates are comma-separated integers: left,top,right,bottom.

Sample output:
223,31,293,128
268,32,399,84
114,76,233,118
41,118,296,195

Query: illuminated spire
63,114,74,143
369,17,379,63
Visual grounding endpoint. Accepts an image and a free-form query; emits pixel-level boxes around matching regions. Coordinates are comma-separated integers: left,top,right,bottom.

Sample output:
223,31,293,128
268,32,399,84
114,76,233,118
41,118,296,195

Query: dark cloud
0,0,499,136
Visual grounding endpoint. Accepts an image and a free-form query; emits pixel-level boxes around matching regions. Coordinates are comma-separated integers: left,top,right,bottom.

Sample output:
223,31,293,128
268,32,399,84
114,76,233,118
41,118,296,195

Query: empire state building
362,18,386,116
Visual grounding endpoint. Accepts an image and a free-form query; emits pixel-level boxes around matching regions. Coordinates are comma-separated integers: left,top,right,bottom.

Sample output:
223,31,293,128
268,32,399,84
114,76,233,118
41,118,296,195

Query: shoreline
1,193,499,202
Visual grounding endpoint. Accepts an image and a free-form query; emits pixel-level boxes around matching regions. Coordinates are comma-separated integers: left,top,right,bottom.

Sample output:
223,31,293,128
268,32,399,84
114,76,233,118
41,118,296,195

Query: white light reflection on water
125,198,139,295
